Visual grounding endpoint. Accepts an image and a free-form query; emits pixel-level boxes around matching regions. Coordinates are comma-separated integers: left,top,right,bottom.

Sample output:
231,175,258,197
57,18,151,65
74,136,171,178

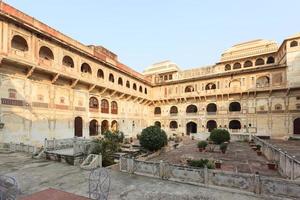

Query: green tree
209,129,230,144
139,126,168,151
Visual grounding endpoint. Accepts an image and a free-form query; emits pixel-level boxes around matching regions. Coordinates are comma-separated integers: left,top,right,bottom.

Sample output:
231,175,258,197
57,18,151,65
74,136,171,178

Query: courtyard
0,152,266,200
150,137,281,177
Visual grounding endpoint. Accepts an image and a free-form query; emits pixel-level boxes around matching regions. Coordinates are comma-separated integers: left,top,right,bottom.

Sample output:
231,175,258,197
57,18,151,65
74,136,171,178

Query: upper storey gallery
0,2,151,100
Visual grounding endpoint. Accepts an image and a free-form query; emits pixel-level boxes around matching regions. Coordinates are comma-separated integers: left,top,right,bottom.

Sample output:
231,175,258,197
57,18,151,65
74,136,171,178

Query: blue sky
4,0,300,72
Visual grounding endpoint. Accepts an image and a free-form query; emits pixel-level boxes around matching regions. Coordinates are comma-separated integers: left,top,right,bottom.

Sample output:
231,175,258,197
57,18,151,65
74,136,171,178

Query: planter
198,147,204,152
215,162,221,169
267,162,276,170
252,147,257,151
257,151,262,156
191,136,195,140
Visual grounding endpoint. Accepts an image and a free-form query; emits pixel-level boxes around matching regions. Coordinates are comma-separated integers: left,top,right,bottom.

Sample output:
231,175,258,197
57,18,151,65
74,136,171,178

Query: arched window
126,81,130,88
139,86,143,92
81,63,91,74
111,101,118,114
256,76,270,88
233,62,241,69
89,120,99,136
170,106,178,115
133,83,137,90
89,97,99,109
62,56,74,68
144,88,147,94
101,120,109,134
154,107,161,115
39,46,54,60
170,121,178,129
111,120,119,131
225,64,231,71
118,77,123,85
11,35,28,51
266,56,275,64
290,41,298,47
206,103,217,112
109,73,114,83
186,105,198,113
255,58,265,66
229,120,241,129
97,69,104,79
229,102,241,112
185,85,194,93
206,120,217,132
154,121,161,128
244,60,253,68
205,83,216,90
101,99,109,113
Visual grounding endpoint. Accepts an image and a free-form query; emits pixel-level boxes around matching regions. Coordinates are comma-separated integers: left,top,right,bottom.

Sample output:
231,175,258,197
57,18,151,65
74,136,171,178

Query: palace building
0,2,300,146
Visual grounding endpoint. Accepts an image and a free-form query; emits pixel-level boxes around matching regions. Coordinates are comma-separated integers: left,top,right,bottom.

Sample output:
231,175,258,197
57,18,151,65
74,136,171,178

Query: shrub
139,126,168,151
220,142,228,153
103,130,124,143
197,141,208,149
209,129,230,144
187,159,215,169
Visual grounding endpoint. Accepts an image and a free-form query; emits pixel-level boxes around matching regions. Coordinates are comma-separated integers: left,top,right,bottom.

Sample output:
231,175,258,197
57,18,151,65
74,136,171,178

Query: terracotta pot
267,163,276,170
221,149,226,154
252,147,257,151
257,151,262,156
191,136,195,140
198,147,204,152
215,162,221,169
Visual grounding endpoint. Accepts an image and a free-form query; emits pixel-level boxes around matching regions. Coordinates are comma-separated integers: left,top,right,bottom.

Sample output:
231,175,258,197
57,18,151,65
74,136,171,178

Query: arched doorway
74,117,83,137
229,120,241,130
294,118,300,134
89,119,98,136
111,120,119,132
101,120,109,134
206,120,217,132
186,122,197,135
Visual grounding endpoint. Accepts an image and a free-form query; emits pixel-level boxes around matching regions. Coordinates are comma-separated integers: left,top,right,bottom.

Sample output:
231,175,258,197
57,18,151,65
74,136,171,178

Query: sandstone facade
0,2,299,145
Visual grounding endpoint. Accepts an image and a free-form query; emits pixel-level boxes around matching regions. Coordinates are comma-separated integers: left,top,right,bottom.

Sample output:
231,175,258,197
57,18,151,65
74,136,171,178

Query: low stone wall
8,143,37,154
253,136,300,180
119,157,300,199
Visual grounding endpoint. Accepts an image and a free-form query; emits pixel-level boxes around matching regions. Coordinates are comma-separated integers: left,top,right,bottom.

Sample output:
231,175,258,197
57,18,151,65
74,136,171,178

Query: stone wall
119,157,300,199
253,136,300,180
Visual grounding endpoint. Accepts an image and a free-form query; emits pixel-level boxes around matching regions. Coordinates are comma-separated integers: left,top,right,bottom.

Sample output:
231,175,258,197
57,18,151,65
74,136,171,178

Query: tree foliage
139,126,168,151
209,129,230,144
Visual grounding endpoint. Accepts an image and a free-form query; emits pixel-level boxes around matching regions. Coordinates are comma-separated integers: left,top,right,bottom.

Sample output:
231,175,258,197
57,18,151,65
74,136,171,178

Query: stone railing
119,157,300,199
253,136,300,180
8,143,37,154
44,137,91,156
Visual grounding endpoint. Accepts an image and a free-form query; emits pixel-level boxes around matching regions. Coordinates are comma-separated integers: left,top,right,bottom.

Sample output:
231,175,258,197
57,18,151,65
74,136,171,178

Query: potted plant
220,142,228,154
257,150,262,156
267,161,277,170
215,160,222,169
197,141,208,152
256,144,261,151
191,135,195,140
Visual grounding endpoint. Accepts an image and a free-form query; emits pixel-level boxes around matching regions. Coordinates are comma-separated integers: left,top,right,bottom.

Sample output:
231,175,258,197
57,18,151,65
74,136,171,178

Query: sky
4,0,300,72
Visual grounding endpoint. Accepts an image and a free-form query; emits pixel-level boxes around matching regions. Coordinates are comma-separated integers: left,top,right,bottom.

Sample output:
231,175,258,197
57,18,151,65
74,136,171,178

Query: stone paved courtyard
150,137,281,177
0,153,269,200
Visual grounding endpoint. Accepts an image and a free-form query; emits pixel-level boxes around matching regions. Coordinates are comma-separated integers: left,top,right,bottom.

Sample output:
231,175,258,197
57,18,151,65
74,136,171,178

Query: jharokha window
111,101,118,114
101,99,109,113
8,89,17,99
89,97,99,109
